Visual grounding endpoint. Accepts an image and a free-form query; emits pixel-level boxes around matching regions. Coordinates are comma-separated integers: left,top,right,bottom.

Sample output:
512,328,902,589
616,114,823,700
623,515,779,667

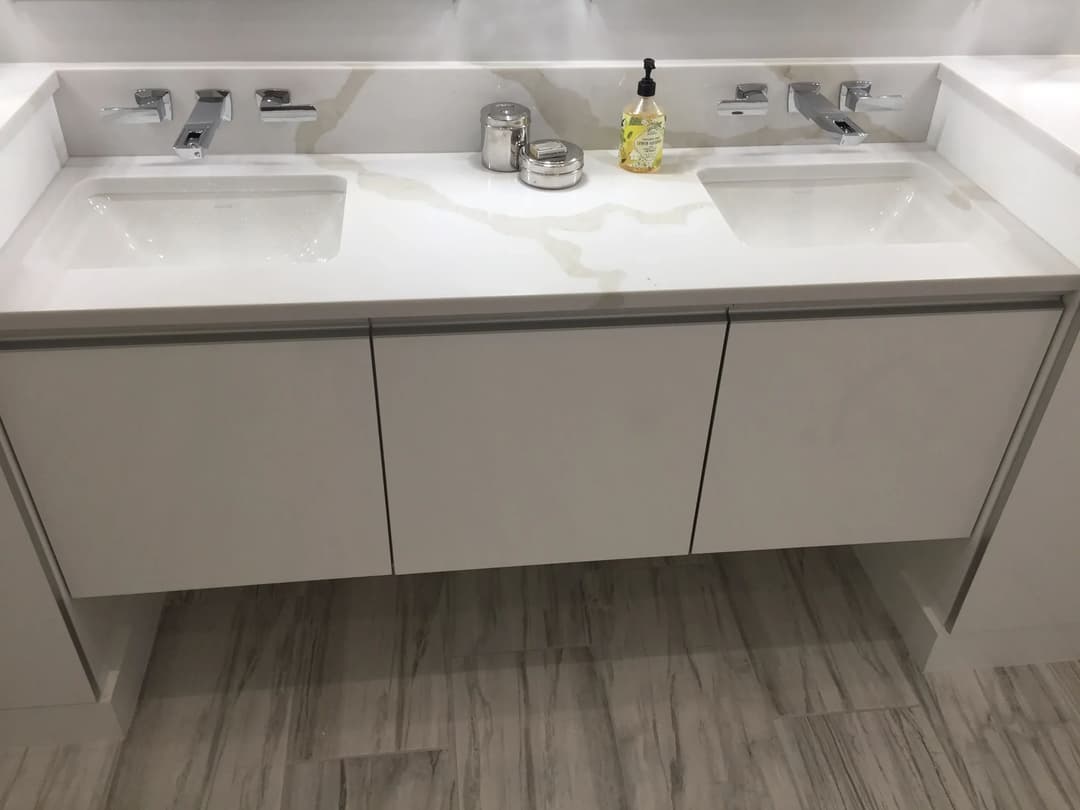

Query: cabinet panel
954,326,1080,632
694,307,1059,554
0,474,95,709
376,321,726,574
0,337,391,596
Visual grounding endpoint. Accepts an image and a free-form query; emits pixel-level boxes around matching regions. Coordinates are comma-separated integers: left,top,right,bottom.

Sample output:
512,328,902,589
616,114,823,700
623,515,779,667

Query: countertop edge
0,276,1073,338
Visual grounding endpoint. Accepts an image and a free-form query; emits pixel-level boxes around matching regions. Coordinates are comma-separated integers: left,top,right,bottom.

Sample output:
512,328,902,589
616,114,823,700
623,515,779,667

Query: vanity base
0,596,161,747
860,547,1080,670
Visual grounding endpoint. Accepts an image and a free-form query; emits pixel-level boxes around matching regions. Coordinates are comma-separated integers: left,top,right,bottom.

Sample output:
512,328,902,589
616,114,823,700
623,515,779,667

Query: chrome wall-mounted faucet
173,90,232,160
839,81,905,112
255,89,318,123
100,89,173,124
788,82,868,146
717,83,769,117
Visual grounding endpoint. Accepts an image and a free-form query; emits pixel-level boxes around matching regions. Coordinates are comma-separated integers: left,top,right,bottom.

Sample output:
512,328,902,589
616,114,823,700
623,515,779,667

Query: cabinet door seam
368,321,397,576
688,311,731,555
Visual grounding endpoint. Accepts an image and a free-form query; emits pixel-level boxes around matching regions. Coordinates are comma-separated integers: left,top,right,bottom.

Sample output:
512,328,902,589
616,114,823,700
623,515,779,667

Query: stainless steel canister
480,102,530,172
518,139,585,189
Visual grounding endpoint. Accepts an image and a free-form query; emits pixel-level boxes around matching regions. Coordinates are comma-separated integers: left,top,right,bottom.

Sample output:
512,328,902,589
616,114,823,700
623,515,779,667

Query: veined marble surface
0,144,1076,332
940,56,1080,167
54,60,941,157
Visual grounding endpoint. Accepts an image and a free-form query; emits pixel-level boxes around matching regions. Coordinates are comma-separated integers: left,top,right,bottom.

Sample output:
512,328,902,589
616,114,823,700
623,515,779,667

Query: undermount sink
699,163,992,248
28,175,347,269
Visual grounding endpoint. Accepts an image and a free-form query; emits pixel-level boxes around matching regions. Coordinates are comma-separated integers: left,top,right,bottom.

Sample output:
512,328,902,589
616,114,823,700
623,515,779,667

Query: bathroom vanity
1,57,1079,745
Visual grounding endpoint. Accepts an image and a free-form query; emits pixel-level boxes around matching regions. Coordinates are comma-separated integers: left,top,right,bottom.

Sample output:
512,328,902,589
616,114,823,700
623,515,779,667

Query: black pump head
637,58,657,97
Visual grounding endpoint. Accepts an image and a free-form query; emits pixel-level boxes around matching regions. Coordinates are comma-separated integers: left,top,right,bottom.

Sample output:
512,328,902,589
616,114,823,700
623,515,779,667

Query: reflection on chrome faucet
173,90,232,160
839,81,905,113
787,82,868,146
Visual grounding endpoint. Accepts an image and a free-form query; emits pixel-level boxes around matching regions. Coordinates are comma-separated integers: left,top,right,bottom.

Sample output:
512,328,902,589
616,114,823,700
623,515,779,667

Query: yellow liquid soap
620,96,666,173
619,59,666,173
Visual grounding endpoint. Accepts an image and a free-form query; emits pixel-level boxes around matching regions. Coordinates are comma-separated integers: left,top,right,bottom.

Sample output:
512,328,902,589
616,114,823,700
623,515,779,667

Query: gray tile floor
4,547,1080,809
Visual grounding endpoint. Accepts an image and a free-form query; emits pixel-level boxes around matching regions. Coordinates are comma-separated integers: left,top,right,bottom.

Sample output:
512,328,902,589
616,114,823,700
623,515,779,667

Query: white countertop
0,59,1077,332
0,143,1075,331
940,56,1080,166
0,64,57,142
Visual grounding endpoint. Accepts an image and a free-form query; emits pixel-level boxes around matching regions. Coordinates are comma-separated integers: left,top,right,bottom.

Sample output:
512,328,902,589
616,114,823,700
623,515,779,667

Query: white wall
1,0,1078,62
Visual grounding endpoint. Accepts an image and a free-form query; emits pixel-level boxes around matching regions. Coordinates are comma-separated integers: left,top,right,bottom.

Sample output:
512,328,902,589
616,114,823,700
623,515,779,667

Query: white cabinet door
0,336,391,597
375,320,727,574
694,306,1060,554
0,474,95,709
954,327,1080,632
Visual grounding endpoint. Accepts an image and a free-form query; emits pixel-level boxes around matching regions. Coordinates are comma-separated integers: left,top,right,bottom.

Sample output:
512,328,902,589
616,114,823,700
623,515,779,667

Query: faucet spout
173,90,232,160
788,82,868,146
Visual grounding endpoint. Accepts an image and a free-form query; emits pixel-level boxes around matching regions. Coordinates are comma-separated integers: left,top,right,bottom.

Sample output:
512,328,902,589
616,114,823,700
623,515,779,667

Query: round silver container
518,140,584,189
480,102,530,172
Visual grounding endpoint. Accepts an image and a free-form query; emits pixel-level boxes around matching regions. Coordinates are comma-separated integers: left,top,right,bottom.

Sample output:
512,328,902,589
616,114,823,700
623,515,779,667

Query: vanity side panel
953,327,1080,633
0,467,95,709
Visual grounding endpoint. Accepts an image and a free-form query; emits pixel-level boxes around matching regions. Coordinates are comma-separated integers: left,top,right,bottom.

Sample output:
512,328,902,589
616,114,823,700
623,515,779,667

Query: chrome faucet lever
101,89,173,124
256,89,318,123
173,90,232,161
788,81,868,146
717,83,769,117
839,81,904,112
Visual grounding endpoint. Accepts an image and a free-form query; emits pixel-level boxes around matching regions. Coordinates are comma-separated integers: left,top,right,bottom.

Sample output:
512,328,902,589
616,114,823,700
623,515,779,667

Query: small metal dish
518,139,584,189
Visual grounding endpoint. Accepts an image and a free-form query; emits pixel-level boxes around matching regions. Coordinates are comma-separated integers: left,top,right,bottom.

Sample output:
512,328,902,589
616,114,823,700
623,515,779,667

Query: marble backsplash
55,60,941,157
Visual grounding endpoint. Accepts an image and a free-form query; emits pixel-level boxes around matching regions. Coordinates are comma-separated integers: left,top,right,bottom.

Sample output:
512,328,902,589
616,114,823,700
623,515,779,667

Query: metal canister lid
481,102,530,128
518,140,585,189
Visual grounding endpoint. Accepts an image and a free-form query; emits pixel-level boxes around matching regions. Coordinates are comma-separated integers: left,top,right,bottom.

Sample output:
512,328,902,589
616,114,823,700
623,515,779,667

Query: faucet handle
717,83,769,117
100,89,172,124
256,89,318,123
839,81,904,112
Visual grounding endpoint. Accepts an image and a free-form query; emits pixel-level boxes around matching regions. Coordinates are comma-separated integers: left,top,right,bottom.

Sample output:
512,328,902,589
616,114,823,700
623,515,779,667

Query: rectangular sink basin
28,175,347,269
699,163,992,248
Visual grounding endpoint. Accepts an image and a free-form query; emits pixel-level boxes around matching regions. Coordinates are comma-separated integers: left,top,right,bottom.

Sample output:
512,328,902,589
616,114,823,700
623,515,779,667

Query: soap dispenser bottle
619,58,666,173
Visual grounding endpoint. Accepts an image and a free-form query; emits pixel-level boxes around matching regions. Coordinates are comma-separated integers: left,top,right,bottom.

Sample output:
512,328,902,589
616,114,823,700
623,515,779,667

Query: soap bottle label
620,113,665,171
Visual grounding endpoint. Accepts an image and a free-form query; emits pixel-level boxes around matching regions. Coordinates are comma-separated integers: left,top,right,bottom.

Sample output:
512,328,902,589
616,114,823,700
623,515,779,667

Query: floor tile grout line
1047,662,1080,724
92,737,125,810
443,643,597,669
774,701,927,722
446,643,462,810
283,747,453,767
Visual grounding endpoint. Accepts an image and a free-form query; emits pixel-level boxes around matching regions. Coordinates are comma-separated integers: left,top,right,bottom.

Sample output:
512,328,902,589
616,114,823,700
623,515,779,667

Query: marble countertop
0,58,1078,332
940,56,1080,166
0,143,1075,332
